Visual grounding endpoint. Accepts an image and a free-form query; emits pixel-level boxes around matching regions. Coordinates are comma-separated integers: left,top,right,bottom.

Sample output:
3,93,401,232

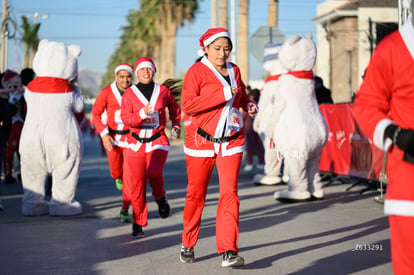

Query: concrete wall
357,7,398,87
330,17,359,103
315,1,350,90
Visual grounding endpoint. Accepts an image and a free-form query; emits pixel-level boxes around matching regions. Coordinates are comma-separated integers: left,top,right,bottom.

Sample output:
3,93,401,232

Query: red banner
319,103,384,179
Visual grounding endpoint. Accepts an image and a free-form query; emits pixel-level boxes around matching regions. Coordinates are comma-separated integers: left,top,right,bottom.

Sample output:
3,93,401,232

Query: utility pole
230,0,236,63
0,0,8,72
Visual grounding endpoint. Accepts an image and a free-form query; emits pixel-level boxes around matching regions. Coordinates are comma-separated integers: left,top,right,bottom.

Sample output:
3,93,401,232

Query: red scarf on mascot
28,77,72,93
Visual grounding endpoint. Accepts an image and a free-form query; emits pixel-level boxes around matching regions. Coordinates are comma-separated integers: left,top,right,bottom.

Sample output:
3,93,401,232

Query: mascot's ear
38,39,49,50
306,33,313,40
68,44,81,58
289,35,301,46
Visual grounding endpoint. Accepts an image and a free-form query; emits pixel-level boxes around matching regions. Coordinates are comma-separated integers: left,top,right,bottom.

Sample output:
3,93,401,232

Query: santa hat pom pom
197,49,206,57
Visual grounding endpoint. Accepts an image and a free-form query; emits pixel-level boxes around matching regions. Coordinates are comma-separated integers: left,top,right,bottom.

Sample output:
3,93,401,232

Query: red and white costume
181,55,256,254
2,70,25,183
353,16,414,274
121,82,180,227
92,80,131,211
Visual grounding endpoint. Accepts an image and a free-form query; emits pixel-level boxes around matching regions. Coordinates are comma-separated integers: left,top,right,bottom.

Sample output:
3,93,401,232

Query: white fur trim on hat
203,31,230,47
135,61,156,74
115,64,133,75
263,43,282,63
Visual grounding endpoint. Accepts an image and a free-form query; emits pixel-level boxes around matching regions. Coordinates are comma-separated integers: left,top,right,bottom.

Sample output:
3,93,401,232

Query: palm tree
237,0,249,83
101,3,160,88
156,0,198,81
268,0,279,27
20,15,40,68
211,0,218,27
219,0,229,29
101,0,198,88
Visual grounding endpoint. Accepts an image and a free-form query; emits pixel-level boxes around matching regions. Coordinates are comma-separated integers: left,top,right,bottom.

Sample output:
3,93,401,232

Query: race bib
227,107,243,132
141,111,160,129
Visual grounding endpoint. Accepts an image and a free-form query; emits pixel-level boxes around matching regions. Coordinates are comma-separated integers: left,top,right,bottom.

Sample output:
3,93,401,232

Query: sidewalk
0,134,392,274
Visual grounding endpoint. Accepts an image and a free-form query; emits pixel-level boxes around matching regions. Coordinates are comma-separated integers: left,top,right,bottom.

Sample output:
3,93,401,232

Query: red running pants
106,146,131,211
125,148,168,227
389,215,414,275
182,152,242,254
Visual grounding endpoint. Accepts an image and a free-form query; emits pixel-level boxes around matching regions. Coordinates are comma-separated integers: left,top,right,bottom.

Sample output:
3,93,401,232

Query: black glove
385,124,414,162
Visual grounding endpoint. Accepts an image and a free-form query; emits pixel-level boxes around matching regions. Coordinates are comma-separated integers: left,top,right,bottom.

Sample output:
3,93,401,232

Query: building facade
313,0,398,103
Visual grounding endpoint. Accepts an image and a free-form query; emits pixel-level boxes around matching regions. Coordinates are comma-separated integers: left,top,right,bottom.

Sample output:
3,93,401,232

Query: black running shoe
4,175,16,184
180,245,195,263
132,223,145,238
156,195,170,219
221,250,244,267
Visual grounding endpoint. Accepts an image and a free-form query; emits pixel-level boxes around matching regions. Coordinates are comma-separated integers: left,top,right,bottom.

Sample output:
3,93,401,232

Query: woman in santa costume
92,63,133,223
353,1,414,273
120,57,181,238
179,27,257,267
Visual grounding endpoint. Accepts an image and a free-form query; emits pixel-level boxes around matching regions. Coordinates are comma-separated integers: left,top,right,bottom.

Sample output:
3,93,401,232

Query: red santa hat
198,27,231,56
2,69,18,83
134,57,156,74
114,63,133,75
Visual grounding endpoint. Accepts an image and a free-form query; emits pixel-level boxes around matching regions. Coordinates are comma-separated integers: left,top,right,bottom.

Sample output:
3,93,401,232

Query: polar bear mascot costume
253,43,289,185
267,34,328,202
20,39,84,216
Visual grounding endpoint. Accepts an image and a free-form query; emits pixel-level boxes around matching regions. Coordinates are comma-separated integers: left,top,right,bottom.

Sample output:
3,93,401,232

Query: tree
219,0,228,29
237,0,249,83
211,0,218,27
101,0,198,88
20,15,40,68
268,0,279,27
101,3,160,88
156,0,198,81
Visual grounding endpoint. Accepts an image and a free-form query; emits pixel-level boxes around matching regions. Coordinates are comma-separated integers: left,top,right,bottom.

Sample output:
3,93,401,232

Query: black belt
197,127,239,144
108,127,130,135
132,131,162,143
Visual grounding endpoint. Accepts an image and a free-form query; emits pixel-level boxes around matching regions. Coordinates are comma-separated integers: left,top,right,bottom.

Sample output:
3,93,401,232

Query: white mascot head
33,39,81,81
278,33,316,72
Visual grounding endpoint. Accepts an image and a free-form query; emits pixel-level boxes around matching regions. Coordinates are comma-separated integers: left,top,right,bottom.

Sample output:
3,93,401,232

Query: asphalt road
0,132,393,274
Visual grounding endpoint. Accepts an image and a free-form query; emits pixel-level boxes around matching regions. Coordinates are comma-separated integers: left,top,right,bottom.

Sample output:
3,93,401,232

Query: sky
6,0,323,81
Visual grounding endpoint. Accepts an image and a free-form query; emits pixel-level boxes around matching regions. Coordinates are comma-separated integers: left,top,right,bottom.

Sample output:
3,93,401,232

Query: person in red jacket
179,28,257,268
353,2,414,273
121,57,181,238
92,63,133,223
